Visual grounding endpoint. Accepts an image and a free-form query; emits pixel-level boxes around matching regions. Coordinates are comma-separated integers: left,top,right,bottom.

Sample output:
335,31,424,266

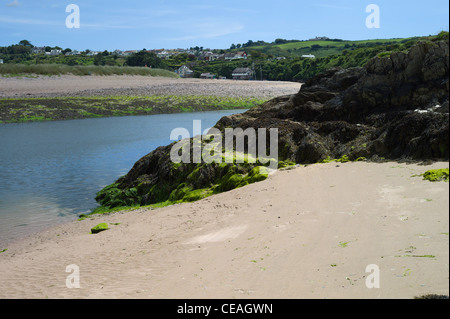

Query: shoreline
0,75,301,123
1,73,448,299
0,95,265,123
1,161,448,299
0,75,302,99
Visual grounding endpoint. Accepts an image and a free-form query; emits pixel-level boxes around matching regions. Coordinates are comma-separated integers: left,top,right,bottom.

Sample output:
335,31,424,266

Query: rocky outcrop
217,39,449,163
95,39,449,210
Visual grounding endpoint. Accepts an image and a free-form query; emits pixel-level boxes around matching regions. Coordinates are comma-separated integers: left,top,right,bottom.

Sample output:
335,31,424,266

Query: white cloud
0,15,133,30
82,22,135,30
7,0,21,7
221,7,258,14
0,15,61,26
152,9,179,16
313,3,353,10
169,21,244,41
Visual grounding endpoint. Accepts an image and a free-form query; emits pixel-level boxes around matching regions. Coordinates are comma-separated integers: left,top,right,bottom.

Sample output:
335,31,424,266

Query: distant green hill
1,32,447,82
236,37,421,59
194,32,447,81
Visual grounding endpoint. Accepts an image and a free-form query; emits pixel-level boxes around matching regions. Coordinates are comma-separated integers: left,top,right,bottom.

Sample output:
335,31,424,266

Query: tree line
2,33,446,81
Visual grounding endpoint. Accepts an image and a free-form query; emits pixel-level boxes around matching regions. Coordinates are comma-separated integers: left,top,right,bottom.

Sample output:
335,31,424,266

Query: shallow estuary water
0,109,245,244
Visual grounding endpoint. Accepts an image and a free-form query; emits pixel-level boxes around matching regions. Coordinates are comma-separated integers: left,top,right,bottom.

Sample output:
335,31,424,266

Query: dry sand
0,75,301,98
0,161,448,299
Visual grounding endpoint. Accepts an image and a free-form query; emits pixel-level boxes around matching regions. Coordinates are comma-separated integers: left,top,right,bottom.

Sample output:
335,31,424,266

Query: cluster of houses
29,44,316,61
30,46,141,57
153,49,249,62
29,46,251,61
175,65,254,80
309,36,330,41
31,47,63,56
24,45,314,81
165,49,253,80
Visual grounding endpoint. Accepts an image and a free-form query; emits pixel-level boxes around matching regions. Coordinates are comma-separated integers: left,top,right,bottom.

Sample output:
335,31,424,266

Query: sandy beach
0,75,301,98
0,161,448,299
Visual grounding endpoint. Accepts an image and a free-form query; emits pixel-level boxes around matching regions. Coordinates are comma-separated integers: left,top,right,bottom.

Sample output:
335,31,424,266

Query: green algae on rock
92,39,449,215
422,168,449,182
91,223,109,234
0,95,267,123
93,155,273,215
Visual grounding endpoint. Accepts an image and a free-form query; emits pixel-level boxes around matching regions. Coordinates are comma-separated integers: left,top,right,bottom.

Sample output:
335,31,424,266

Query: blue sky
1,0,449,50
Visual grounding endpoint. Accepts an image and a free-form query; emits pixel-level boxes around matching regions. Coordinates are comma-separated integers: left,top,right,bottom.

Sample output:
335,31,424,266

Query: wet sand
0,161,448,299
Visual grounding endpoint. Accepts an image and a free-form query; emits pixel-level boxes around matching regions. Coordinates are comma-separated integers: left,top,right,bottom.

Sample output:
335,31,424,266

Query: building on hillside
301,54,316,59
65,50,81,56
31,47,46,54
236,51,248,59
200,72,216,79
201,52,220,61
87,51,100,56
157,50,171,59
232,67,254,80
122,50,138,56
46,49,62,56
176,65,194,78
309,36,329,41
223,53,235,60
223,51,248,61
0,59,3,64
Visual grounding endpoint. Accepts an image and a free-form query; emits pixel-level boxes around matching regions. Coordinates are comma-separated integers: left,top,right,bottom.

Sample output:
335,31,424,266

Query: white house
202,51,220,61
176,65,194,78
0,59,3,64
232,67,253,80
46,49,62,56
65,50,81,56
236,51,248,59
302,54,316,59
87,51,100,56
224,51,248,61
157,50,171,59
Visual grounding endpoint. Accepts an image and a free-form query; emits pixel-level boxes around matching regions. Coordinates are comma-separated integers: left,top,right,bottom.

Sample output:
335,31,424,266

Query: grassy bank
0,64,179,78
0,95,267,123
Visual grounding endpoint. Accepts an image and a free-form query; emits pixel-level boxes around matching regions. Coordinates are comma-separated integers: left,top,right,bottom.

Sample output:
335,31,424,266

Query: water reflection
0,110,245,244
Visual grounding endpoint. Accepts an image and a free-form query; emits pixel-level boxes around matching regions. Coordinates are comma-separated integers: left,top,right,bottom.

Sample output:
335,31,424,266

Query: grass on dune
0,63,179,78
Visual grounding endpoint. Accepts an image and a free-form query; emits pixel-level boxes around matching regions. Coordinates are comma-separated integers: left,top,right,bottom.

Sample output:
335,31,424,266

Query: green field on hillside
243,37,420,58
